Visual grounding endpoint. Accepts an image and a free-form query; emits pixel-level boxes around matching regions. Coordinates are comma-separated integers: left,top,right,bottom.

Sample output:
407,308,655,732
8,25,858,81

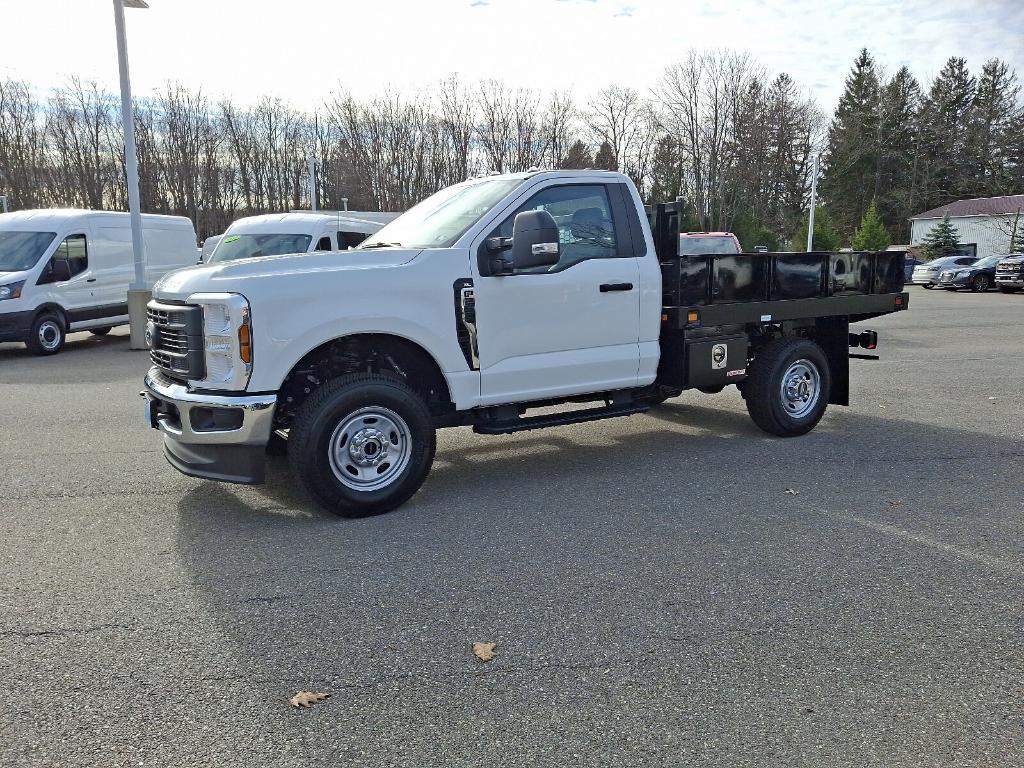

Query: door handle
599,282,633,292
86,278,97,283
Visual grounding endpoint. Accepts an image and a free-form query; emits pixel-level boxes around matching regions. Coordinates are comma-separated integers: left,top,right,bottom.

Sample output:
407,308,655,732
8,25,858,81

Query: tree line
1,49,1021,246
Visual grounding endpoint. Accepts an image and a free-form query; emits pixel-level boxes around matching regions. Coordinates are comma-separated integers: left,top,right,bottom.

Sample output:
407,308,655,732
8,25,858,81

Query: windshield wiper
360,242,402,250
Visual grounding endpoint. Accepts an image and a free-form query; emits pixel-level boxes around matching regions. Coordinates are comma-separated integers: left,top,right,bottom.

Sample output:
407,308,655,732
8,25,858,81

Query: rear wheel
26,313,66,356
971,275,991,292
744,337,831,437
90,327,112,336
288,374,436,517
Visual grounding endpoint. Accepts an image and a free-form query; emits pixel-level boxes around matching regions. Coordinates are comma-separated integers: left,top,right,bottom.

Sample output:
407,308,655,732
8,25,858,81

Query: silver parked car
911,256,978,288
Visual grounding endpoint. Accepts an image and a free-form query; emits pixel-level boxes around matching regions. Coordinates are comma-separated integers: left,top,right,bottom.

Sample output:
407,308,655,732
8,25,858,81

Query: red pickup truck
679,231,743,255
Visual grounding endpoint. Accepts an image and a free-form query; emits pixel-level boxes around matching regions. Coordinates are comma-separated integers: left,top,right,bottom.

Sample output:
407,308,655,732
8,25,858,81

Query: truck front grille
147,301,205,382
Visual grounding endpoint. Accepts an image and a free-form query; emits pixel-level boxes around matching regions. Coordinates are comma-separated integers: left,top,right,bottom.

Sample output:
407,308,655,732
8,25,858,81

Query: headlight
955,270,970,278
186,292,253,390
0,281,25,300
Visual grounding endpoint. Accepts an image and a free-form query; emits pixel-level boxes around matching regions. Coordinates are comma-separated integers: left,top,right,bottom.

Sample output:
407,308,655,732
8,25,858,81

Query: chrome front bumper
142,367,277,484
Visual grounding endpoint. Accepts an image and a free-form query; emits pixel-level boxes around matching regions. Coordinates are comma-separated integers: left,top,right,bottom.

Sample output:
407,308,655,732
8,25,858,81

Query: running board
473,402,650,435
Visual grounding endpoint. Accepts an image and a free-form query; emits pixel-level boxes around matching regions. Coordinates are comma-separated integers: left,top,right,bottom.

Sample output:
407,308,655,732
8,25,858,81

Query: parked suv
937,255,1001,292
995,253,1024,293
911,256,978,288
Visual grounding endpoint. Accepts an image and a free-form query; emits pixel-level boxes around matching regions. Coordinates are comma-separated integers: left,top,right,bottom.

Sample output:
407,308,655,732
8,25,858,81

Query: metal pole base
128,289,152,350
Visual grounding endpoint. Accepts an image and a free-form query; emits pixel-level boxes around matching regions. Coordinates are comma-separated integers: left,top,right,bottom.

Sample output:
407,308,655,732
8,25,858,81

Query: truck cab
142,171,907,518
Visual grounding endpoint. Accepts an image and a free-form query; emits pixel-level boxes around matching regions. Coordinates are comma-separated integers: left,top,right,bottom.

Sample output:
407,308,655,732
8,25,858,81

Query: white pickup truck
142,170,908,516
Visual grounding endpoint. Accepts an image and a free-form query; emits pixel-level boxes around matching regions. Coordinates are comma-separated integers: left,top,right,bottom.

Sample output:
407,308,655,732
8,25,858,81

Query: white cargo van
0,209,197,355
206,211,398,263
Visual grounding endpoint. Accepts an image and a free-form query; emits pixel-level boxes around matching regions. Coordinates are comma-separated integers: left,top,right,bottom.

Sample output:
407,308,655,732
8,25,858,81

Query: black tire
26,313,66,356
90,327,112,336
744,337,831,437
288,373,436,517
998,286,1018,294
971,275,990,292
923,284,934,289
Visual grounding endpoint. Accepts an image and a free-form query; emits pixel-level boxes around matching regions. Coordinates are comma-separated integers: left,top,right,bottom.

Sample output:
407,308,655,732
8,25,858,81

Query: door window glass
55,234,88,277
315,236,332,251
490,184,618,271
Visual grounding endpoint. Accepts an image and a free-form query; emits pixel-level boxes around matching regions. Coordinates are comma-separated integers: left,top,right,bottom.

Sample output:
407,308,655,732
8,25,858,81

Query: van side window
39,234,88,283
316,236,332,251
339,231,368,249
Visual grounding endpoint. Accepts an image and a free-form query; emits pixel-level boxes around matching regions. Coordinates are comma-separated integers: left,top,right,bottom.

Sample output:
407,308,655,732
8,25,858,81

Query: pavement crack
0,622,134,638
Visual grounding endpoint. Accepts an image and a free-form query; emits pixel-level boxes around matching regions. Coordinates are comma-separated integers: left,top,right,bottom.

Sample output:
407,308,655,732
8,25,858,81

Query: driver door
471,182,642,405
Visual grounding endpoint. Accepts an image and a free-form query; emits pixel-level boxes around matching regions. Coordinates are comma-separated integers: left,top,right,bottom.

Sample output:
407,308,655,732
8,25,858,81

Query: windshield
0,231,57,272
679,236,740,255
208,233,313,263
359,178,524,249
972,256,1001,268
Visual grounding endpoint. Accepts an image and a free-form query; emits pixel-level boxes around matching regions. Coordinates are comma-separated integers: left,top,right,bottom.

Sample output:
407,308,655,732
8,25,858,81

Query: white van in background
0,209,197,355
205,211,399,264
199,234,222,263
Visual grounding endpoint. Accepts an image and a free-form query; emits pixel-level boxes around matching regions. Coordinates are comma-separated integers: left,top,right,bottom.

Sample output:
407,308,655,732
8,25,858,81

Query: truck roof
0,208,194,231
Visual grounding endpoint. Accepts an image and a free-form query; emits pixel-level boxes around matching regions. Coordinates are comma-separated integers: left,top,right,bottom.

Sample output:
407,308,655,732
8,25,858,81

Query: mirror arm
486,236,512,253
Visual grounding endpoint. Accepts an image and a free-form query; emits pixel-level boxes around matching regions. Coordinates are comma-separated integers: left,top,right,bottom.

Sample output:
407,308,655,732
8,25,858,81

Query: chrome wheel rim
780,359,821,419
328,406,411,491
38,320,61,351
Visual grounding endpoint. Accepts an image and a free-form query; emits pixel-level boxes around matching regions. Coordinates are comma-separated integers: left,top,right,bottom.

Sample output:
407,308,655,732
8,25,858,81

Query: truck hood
153,248,424,302
0,269,31,285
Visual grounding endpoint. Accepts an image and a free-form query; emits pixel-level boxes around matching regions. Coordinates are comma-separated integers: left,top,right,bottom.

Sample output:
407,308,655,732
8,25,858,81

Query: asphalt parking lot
1,287,1022,767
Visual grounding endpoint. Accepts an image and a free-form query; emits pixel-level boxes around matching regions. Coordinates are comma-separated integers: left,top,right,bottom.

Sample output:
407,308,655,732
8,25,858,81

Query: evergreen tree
877,66,921,240
921,213,961,259
966,59,1022,196
592,140,616,170
646,135,683,204
916,58,976,208
851,200,891,251
793,206,840,251
819,49,882,239
559,140,593,170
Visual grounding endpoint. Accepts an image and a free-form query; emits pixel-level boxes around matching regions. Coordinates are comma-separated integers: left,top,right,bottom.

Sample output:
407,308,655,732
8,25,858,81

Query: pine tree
1010,210,1024,253
646,135,683,203
916,58,977,208
966,59,1022,196
793,207,840,251
877,66,921,241
559,140,593,170
819,49,882,239
852,200,891,251
593,141,616,171
921,213,961,259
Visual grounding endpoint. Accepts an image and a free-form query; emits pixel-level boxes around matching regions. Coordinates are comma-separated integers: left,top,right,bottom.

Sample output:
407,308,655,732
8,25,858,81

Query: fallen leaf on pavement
784,488,800,495
290,691,331,708
472,642,497,662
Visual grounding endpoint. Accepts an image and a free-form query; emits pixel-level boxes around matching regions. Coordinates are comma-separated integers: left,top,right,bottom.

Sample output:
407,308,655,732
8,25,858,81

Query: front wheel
744,338,831,437
26,313,66,356
288,374,436,517
971,275,991,292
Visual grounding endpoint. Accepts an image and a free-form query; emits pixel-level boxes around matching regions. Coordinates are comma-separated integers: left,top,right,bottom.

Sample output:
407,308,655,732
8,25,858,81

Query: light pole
806,155,819,252
113,0,150,349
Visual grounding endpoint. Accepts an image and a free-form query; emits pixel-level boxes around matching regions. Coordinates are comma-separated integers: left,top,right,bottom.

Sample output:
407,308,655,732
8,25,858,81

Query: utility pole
308,157,318,211
806,155,819,252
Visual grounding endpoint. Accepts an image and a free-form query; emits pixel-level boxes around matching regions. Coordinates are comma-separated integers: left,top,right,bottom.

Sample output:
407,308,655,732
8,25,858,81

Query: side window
489,184,619,272
42,234,88,282
315,235,333,251
339,231,368,249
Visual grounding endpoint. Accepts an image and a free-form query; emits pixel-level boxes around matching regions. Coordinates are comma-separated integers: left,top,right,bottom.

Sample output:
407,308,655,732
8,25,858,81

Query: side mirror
50,259,72,282
509,210,560,272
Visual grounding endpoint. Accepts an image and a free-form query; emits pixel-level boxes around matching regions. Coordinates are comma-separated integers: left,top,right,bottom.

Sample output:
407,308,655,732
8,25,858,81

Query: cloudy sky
2,0,1022,112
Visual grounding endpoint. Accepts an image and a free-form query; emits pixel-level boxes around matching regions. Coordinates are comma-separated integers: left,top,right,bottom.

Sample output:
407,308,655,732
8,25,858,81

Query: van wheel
26,313,66,356
288,374,436,517
90,327,112,336
745,338,831,437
